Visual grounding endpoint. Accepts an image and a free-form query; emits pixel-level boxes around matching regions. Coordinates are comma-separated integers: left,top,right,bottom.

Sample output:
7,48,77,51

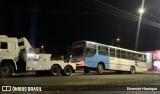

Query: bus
69,40,147,74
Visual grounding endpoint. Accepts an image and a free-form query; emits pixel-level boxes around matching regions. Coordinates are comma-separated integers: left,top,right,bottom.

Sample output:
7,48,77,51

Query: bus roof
73,40,146,55
108,45,145,54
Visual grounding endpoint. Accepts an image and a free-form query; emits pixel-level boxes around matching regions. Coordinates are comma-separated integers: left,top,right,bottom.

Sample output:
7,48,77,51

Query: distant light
138,8,145,14
41,45,44,49
116,38,120,42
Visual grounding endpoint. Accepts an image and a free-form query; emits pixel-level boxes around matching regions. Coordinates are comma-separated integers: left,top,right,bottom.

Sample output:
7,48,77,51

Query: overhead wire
94,0,160,28
15,0,160,28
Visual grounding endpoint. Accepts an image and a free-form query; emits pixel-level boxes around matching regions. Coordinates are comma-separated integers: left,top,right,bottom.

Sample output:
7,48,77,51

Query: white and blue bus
69,41,147,74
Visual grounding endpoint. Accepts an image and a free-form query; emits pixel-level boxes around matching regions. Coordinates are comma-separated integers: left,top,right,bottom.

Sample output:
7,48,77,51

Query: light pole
135,0,145,50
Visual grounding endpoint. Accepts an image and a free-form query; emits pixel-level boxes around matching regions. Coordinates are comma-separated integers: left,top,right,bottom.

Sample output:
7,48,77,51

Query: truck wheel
130,66,135,74
61,65,73,76
83,67,90,73
0,63,14,77
97,64,104,74
50,65,61,76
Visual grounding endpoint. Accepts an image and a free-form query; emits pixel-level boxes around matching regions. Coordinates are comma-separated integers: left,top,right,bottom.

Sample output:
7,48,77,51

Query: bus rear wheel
130,66,135,74
97,64,104,74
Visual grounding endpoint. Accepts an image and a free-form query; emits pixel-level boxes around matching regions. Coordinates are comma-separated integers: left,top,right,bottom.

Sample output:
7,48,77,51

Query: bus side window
138,54,143,61
132,53,138,61
85,46,96,57
116,49,121,58
98,46,108,56
105,47,108,56
121,50,126,59
90,48,96,55
98,46,103,55
127,52,132,60
110,48,115,57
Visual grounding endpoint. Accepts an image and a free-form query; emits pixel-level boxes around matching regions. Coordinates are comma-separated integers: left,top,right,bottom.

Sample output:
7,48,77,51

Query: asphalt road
0,71,160,94
0,71,158,85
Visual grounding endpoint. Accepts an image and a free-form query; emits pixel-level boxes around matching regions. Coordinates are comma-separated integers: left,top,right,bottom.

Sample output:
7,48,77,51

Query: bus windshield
71,42,86,58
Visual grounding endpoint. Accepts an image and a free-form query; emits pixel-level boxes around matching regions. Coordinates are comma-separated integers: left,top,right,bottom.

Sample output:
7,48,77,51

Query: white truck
0,35,76,77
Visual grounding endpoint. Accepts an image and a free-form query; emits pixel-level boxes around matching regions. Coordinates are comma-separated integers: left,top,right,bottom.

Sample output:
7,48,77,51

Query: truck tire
0,63,14,77
83,67,90,73
97,63,104,74
50,65,61,76
61,65,73,76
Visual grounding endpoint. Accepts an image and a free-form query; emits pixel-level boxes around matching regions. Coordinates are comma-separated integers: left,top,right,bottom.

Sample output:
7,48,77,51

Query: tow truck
0,35,76,77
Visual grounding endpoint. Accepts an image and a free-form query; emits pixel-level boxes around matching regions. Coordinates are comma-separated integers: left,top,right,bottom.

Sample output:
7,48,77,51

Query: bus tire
50,65,61,76
97,63,104,74
83,67,90,73
0,63,14,77
130,66,135,74
61,65,73,76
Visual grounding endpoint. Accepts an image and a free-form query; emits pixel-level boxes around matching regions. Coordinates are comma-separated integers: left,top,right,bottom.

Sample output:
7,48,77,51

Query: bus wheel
130,66,135,74
61,65,73,76
83,67,90,73
0,63,14,77
50,65,61,76
97,64,104,74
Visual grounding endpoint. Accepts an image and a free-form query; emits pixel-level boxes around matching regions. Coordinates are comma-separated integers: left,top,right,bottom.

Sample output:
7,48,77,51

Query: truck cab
0,35,19,77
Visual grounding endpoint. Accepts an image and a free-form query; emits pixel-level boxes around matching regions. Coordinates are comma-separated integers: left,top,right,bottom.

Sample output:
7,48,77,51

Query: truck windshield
71,42,85,58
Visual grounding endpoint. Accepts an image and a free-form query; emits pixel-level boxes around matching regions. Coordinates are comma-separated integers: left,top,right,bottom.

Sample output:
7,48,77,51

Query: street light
135,0,145,51
40,45,45,53
41,45,44,49
116,38,120,42
111,38,120,46
139,8,145,14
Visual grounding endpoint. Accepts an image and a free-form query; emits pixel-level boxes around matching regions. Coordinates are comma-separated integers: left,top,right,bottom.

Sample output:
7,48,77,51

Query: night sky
1,0,160,56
